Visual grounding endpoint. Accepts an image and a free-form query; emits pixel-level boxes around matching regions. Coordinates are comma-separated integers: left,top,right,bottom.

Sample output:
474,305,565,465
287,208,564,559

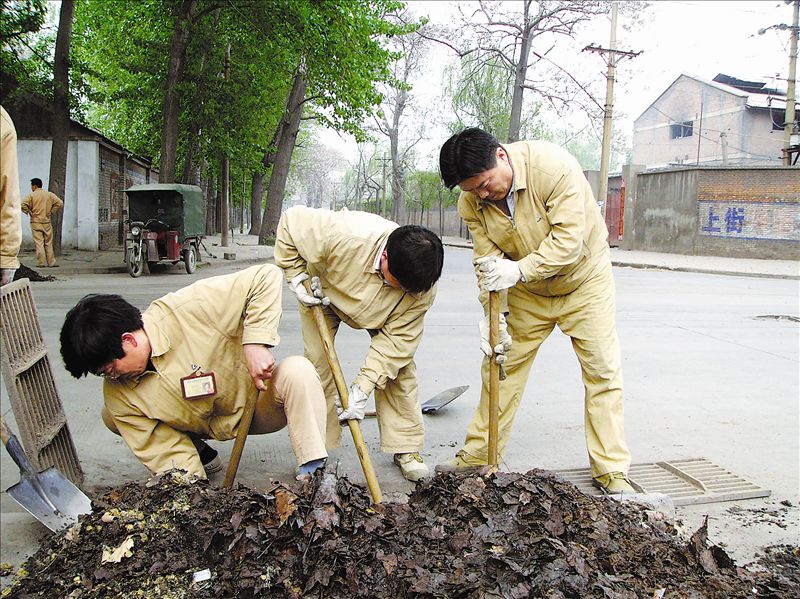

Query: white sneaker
203,455,223,475
393,452,430,482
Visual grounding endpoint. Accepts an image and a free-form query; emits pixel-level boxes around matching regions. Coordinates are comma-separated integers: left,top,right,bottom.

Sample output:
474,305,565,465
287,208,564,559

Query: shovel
363,385,470,418
0,415,92,531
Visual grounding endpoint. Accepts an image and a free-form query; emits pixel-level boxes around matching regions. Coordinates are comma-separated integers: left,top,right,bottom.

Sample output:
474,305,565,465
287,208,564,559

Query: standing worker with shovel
437,128,634,494
274,206,444,482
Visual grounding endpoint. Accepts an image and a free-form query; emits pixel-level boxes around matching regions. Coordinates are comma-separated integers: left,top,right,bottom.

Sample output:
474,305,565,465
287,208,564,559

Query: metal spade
0,416,92,531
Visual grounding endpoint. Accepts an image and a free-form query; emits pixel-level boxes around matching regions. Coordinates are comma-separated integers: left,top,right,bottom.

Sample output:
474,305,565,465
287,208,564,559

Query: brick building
7,103,156,251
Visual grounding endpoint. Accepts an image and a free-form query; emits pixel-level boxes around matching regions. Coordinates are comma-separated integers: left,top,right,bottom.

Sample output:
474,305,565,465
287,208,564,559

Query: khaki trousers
31,221,55,267
298,304,425,454
460,264,631,477
102,355,328,466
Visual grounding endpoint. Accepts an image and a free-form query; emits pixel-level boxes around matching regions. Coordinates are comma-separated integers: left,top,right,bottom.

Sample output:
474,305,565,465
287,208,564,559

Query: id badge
181,371,217,400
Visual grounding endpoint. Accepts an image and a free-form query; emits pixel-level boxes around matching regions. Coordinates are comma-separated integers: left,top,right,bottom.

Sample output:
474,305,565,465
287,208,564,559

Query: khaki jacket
274,206,436,394
458,140,610,307
0,106,21,269
22,187,63,224
103,265,282,478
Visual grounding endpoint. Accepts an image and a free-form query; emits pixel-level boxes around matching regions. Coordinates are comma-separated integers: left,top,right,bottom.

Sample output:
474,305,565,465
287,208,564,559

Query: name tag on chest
180,372,217,400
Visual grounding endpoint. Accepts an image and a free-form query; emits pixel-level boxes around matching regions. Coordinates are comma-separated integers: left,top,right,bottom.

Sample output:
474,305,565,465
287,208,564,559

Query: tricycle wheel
184,244,198,274
127,248,145,278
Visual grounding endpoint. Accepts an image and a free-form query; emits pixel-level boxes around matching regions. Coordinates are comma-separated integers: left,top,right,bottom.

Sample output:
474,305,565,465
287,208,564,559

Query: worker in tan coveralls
274,206,444,482
0,106,22,286
438,127,634,494
59,265,329,479
21,177,63,268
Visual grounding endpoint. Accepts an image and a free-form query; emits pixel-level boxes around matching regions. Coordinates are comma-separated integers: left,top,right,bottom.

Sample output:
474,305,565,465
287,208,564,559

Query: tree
289,136,347,210
49,0,73,256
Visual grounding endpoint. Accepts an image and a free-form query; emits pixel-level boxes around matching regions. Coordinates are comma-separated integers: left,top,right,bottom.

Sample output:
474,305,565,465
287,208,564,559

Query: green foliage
407,169,457,211
1,0,53,99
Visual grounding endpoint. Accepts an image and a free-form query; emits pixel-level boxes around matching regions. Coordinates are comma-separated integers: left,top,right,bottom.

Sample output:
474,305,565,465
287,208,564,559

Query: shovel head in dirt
421,385,469,414
1,416,92,532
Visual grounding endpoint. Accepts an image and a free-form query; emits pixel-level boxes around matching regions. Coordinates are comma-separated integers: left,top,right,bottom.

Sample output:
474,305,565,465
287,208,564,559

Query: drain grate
557,458,771,506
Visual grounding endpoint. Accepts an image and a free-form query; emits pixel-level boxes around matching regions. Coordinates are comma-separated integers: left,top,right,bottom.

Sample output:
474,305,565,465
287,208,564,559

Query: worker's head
30,178,42,190
382,225,444,294
60,294,150,380
439,128,513,201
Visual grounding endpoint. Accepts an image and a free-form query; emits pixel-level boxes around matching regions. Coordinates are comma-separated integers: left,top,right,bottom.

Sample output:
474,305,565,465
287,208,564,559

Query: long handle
488,291,501,466
223,389,259,488
0,415,61,513
306,289,382,503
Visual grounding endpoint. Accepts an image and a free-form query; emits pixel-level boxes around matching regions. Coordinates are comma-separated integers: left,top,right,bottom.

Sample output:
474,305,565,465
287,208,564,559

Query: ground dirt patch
2,469,798,598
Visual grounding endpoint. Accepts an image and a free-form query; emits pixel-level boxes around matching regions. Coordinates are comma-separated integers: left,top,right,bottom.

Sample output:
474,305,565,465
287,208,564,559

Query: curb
612,261,800,281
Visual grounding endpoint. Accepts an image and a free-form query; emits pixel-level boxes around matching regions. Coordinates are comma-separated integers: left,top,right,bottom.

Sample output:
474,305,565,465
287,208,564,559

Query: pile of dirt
2,469,798,598
13,265,56,282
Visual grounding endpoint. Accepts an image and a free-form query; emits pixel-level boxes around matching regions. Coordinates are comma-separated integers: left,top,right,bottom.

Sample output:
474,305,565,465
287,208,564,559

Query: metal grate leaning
0,278,84,486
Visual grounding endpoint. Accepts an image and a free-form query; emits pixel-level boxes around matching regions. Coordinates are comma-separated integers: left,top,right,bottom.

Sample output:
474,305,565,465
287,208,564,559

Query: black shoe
195,439,223,475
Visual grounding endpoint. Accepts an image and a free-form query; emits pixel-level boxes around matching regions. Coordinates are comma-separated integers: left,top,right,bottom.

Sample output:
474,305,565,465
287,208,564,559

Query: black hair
60,294,143,378
439,127,501,190
385,225,444,293
30,177,42,188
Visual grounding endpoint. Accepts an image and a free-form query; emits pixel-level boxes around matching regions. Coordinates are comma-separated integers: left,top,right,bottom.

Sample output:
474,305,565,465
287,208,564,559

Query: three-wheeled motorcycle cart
123,184,204,278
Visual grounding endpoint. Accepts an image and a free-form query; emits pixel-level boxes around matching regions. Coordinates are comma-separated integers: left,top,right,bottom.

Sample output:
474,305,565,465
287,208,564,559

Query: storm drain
557,458,771,506
0,278,84,486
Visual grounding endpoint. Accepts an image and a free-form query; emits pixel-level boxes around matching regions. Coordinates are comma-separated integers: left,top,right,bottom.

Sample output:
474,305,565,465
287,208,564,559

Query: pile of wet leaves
3,468,798,598
13,265,56,282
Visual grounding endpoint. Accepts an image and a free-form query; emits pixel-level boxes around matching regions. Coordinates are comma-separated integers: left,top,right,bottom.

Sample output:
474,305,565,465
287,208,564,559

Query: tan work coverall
102,264,328,478
21,187,63,267
274,206,436,453
0,106,21,272
458,140,631,478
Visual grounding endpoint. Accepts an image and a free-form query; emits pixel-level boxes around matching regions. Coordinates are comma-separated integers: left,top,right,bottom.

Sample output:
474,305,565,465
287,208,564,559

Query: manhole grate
557,458,771,506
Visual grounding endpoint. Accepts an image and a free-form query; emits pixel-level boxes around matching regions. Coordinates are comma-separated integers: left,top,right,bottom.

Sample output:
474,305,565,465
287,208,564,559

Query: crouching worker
59,264,328,480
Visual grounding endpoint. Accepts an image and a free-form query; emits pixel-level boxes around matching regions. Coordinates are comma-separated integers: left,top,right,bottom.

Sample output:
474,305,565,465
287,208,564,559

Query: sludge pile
3,468,798,598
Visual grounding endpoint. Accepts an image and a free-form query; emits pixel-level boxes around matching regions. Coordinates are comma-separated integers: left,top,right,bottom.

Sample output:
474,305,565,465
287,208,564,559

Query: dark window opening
670,121,693,139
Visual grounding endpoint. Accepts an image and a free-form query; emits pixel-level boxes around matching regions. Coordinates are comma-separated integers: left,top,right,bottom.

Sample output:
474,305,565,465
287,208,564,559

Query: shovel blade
421,385,469,414
7,467,92,532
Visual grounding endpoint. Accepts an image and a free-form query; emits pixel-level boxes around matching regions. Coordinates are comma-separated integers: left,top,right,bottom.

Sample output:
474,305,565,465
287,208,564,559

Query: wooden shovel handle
488,291,501,466
223,388,259,488
306,283,382,503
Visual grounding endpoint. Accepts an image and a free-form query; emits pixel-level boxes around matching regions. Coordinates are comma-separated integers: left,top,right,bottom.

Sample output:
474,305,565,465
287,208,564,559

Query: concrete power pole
784,0,798,165
583,6,641,218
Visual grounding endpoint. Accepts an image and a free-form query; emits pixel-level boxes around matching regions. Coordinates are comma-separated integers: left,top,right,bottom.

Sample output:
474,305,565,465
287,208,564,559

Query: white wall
17,139,99,250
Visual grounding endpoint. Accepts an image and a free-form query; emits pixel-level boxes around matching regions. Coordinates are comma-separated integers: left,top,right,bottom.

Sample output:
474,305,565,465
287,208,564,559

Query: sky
318,0,795,168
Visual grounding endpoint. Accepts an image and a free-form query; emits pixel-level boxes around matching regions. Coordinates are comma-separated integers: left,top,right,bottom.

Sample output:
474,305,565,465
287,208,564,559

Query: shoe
593,471,635,494
296,457,327,476
195,440,223,475
49,264,59,267
434,452,486,474
393,452,430,482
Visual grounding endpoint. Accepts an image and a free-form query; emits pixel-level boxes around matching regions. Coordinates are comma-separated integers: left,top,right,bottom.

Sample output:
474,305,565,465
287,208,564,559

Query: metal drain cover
557,458,771,506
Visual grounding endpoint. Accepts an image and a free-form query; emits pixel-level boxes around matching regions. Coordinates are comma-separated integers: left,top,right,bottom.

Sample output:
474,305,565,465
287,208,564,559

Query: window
670,121,693,139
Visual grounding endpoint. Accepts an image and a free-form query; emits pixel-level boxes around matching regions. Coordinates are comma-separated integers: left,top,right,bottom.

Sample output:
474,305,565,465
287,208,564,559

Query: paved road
1,246,798,571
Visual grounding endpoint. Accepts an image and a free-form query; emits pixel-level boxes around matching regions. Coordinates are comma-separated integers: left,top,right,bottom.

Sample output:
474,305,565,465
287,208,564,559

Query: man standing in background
22,177,63,268
0,106,22,286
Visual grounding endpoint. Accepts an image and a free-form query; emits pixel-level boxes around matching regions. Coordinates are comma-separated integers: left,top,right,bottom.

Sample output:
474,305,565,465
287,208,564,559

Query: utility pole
220,42,231,248
785,0,798,164
377,154,391,217
583,5,641,218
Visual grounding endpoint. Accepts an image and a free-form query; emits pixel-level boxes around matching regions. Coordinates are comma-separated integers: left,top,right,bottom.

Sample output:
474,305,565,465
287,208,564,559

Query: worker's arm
273,206,329,282
50,192,64,213
353,295,433,395
515,155,586,284
0,108,21,272
20,193,31,216
104,385,205,478
458,194,509,314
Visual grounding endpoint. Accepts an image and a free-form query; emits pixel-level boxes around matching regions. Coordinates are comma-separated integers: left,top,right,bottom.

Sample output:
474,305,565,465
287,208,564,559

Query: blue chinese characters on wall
698,201,799,241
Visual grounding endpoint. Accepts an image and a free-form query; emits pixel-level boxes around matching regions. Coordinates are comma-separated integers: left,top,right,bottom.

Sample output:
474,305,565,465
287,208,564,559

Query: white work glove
289,273,330,307
479,313,513,365
0,268,16,286
336,383,369,422
476,256,522,291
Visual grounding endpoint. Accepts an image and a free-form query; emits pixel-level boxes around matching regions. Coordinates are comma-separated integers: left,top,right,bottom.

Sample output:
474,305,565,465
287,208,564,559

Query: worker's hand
479,313,513,365
336,383,369,422
476,256,522,291
289,273,329,307
243,344,275,391
309,276,330,306
0,268,16,286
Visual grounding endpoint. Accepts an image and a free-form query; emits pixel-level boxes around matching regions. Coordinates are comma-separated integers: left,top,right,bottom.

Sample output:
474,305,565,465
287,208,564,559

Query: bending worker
60,265,328,479
274,206,444,482
22,177,63,268
438,127,633,494
0,106,21,286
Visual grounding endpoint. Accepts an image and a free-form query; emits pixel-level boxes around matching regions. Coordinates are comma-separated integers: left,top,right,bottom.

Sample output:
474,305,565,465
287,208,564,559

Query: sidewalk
15,234,799,279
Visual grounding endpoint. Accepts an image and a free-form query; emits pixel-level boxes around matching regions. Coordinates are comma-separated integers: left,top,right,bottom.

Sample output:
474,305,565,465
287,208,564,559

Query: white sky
318,0,794,168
